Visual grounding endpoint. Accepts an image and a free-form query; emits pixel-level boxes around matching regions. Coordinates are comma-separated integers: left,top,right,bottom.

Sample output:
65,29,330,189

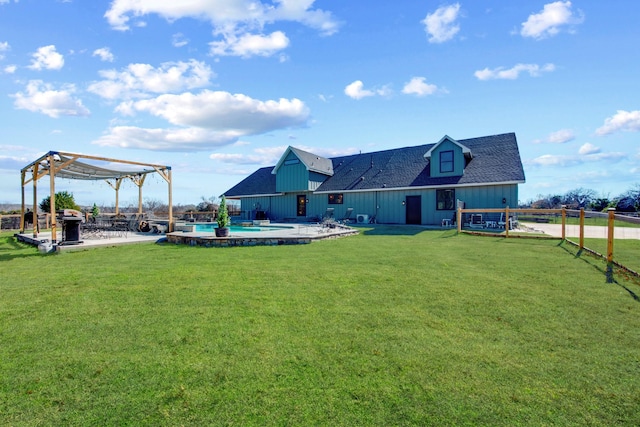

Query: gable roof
224,133,525,197
423,135,472,159
272,146,334,176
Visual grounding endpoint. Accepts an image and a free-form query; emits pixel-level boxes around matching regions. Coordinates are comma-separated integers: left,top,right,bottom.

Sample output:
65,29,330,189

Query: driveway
521,223,640,240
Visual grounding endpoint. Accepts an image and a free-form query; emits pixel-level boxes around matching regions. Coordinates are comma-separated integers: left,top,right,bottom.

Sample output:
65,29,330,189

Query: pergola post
32,164,38,238
49,153,57,244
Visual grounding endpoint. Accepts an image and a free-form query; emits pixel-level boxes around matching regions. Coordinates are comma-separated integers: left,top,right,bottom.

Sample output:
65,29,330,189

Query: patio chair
498,213,516,230
469,214,484,228
339,208,353,224
322,207,335,220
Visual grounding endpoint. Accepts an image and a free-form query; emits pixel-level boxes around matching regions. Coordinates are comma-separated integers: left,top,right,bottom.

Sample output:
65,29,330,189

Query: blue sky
1,1,638,208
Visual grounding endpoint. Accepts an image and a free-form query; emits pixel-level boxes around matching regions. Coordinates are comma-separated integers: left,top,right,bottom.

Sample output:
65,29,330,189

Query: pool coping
166,223,358,247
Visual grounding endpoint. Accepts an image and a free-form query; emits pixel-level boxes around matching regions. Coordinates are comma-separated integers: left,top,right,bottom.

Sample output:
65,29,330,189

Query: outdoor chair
322,207,335,220
469,214,484,228
339,208,353,224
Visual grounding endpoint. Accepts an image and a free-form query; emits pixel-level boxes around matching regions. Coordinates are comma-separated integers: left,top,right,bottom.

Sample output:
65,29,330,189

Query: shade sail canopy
22,151,169,182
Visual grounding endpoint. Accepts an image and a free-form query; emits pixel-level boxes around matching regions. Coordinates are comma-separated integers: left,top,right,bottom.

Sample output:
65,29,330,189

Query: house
223,133,525,225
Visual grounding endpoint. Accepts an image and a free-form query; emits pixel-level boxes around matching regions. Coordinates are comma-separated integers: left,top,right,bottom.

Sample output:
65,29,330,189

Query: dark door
297,195,307,216
405,195,421,224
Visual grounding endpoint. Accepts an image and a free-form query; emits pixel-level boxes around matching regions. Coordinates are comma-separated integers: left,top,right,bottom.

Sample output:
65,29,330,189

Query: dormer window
440,150,454,173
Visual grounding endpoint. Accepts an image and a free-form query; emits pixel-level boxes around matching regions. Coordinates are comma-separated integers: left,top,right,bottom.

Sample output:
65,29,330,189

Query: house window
436,189,455,210
328,193,343,204
440,150,454,173
284,158,300,166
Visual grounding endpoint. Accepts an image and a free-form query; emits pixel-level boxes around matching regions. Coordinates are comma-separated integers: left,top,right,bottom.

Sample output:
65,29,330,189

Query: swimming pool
193,223,292,233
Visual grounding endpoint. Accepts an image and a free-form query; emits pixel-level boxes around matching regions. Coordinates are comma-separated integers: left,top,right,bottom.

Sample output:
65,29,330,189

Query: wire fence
457,207,640,283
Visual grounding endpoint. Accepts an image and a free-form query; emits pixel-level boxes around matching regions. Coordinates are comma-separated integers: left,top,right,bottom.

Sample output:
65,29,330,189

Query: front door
297,195,306,217
405,195,421,224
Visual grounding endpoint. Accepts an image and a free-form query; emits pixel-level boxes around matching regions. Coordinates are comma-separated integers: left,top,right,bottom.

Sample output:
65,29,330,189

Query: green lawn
1,228,639,426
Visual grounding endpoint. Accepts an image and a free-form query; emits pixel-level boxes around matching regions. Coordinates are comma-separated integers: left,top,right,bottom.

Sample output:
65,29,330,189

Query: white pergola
20,151,172,243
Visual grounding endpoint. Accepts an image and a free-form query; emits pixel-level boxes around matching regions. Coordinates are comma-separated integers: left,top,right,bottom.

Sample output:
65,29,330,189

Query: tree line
522,185,640,213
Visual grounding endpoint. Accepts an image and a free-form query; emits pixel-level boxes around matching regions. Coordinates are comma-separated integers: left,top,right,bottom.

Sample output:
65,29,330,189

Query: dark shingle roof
224,133,525,197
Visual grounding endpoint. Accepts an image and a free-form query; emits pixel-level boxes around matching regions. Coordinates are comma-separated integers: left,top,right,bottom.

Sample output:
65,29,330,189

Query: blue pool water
194,223,290,233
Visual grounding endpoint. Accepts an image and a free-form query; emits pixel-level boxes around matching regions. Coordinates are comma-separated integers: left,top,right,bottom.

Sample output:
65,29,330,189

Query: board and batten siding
238,183,518,225
429,138,465,178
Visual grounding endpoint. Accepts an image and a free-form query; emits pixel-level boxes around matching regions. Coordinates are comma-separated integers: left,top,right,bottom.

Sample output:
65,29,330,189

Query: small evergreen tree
91,203,100,218
216,196,230,228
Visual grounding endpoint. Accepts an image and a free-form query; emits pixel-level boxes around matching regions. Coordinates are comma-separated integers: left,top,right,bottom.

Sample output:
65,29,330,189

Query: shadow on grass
560,241,639,302
0,234,43,261
357,225,452,236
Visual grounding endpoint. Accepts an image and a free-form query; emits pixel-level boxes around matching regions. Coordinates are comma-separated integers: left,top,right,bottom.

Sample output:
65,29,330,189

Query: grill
57,209,84,245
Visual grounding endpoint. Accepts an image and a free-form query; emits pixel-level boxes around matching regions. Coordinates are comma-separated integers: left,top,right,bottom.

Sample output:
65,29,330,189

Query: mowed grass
1,228,639,426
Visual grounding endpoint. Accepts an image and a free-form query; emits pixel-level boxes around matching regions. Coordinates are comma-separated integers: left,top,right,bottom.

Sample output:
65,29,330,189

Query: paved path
521,223,640,239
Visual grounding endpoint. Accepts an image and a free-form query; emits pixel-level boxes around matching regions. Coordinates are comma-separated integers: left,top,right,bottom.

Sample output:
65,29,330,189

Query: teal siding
275,152,309,192
275,152,330,192
239,183,518,225
430,139,465,177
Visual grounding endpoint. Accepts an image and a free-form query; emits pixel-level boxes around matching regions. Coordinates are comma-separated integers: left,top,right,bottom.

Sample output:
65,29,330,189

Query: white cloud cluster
28,45,64,70
172,33,189,48
88,60,214,100
344,80,391,100
209,31,289,57
547,129,575,144
402,77,440,97
0,41,9,60
93,47,114,62
595,110,640,136
94,90,310,151
104,0,339,58
12,80,90,118
422,3,461,44
474,63,555,80
520,1,584,40
529,144,626,167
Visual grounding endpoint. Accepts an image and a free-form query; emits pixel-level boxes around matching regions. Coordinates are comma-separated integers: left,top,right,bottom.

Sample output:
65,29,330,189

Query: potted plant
215,195,230,237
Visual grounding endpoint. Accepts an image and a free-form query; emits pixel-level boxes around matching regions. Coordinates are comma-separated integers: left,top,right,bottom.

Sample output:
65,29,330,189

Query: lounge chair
339,208,353,224
469,214,484,228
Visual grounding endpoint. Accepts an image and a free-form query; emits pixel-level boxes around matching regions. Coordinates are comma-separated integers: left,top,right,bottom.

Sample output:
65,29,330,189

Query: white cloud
0,41,9,60
402,77,440,97
4,64,17,74
209,31,289,57
93,126,242,151
127,90,309,131
12,80,90,118
344,80,390,100
422,3,461,43
93,47,114,62
211,144,358,166
595,110,640,136
528,150,626,167
344,81,374,100
87,59,214,100
172,33,189,48
94,90,310,151
104,0,340,47
579,143,600,155
547,129,575,143
474,63,555,80
28,45,64,70
520,1,584,40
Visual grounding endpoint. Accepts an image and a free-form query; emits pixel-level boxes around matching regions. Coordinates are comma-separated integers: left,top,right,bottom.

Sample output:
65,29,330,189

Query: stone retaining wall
166,234,312,247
